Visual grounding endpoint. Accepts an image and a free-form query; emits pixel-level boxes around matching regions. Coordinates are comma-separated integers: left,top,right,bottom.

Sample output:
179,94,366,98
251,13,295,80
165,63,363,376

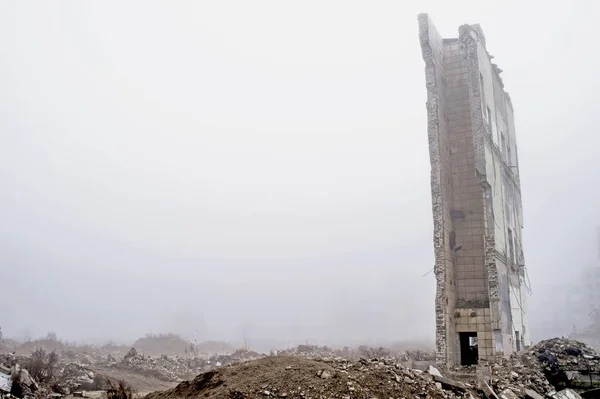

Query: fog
1,1,599,347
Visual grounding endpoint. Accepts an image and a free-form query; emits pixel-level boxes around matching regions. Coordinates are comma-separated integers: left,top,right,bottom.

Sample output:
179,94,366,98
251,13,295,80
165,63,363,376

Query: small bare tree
28,348,59,384
45,332,57,341
106,379,133,399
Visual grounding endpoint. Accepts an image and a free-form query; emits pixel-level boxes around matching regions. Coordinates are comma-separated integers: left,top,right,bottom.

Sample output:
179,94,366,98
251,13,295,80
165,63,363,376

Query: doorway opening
515,331,521,351
459,332,479,365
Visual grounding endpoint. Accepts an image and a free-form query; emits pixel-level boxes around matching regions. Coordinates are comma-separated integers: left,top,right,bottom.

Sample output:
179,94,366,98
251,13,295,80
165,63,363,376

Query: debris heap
272,345,339,359
145,356,459,399
520,338,600,390
108,348,192,382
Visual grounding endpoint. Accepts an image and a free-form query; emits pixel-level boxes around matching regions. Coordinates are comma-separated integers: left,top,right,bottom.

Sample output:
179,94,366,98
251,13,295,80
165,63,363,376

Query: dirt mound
145,356,452,399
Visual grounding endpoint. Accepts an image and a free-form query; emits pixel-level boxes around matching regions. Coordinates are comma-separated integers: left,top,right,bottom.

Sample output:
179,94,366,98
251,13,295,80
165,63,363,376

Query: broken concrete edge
417,11,449,367
499,388,520,399
523,388,545,399
428,365,443,378
553,389,583,399
481,381,500,399
433,374,467,392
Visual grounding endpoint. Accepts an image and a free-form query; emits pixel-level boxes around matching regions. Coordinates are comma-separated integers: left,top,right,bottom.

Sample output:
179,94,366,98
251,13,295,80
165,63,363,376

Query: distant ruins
418,14,530,366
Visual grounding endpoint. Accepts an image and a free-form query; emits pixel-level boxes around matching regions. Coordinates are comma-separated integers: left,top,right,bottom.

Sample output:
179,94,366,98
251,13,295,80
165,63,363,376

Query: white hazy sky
1,0,599,346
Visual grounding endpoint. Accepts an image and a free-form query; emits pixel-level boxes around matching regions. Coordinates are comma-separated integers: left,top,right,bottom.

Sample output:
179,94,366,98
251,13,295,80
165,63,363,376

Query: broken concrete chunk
499,389,520,399
480,381,500,399
124,347,137,360
522,388,545,399
432,374,466,392
320,370,333,379
428,365,443,378
0,371,12,393
553,389,582,399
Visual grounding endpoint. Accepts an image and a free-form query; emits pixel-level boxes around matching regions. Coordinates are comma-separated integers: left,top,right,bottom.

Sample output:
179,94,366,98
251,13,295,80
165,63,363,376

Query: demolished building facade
418,14,530,366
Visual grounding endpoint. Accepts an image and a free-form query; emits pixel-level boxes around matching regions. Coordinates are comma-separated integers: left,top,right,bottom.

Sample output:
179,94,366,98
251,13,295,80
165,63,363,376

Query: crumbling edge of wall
418,13,448,366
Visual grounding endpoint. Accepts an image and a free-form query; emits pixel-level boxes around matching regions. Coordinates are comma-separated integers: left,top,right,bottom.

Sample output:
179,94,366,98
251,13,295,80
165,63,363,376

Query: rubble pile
3,338,600,399
8,365,39,398
272,345,340,359
195,349,264,373
146,353,599,399
59,350,98,366
487,357,555,395
55,362,103,392
403,349,437,362
520,338,600,390
145,356,460,399
108,348,192,382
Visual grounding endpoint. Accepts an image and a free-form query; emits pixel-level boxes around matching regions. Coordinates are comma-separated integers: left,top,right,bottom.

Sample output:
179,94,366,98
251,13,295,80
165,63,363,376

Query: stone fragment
320,370,333,379
553,389,582,399
432,374,466,392
428,365,443,378
499,389,519,399
522,388,544,399
480,381,500,399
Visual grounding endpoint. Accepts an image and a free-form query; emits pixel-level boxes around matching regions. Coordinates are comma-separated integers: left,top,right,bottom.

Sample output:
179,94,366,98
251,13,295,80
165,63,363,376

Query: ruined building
418,14,530,366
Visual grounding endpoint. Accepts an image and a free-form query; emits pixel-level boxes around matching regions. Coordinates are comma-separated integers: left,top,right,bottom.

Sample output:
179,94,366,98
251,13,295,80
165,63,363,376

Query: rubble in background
271,345,339,359
195,349,264,372
108,349,192,382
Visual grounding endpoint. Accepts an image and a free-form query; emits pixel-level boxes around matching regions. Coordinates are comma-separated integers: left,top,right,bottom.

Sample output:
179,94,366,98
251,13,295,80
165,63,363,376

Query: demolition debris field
1,334,599,399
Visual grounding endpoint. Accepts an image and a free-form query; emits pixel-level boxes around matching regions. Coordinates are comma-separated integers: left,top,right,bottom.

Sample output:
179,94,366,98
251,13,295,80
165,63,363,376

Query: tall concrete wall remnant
418,13,530,366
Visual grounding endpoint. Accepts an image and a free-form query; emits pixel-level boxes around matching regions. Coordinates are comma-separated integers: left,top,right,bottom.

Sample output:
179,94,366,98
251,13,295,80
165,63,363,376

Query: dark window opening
460,332,479,365
508,228,515,265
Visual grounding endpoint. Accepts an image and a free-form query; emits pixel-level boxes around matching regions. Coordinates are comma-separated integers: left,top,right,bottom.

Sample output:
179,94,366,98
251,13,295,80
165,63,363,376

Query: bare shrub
45,332,58,341
27,348,58,384
93,374,110,390
357,345,391,359
106,379,133,399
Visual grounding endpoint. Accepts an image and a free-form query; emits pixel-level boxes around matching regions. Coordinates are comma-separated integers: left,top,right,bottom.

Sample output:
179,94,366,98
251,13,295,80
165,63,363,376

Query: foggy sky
1,1,599,347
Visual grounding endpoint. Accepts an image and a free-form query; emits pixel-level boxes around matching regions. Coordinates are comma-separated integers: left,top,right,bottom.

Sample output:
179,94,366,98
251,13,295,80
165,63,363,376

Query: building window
501,132,507,163
508,228,515,265
487,107,494,136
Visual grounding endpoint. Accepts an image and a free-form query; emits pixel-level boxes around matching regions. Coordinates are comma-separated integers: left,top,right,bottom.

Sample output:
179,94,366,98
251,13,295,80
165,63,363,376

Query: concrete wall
460,22,529,355
419,14,530,365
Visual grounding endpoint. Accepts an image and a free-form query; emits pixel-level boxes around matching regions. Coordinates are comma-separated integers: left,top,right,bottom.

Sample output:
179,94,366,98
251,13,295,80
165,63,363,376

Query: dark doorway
515,331,521,351
459,332,479,365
